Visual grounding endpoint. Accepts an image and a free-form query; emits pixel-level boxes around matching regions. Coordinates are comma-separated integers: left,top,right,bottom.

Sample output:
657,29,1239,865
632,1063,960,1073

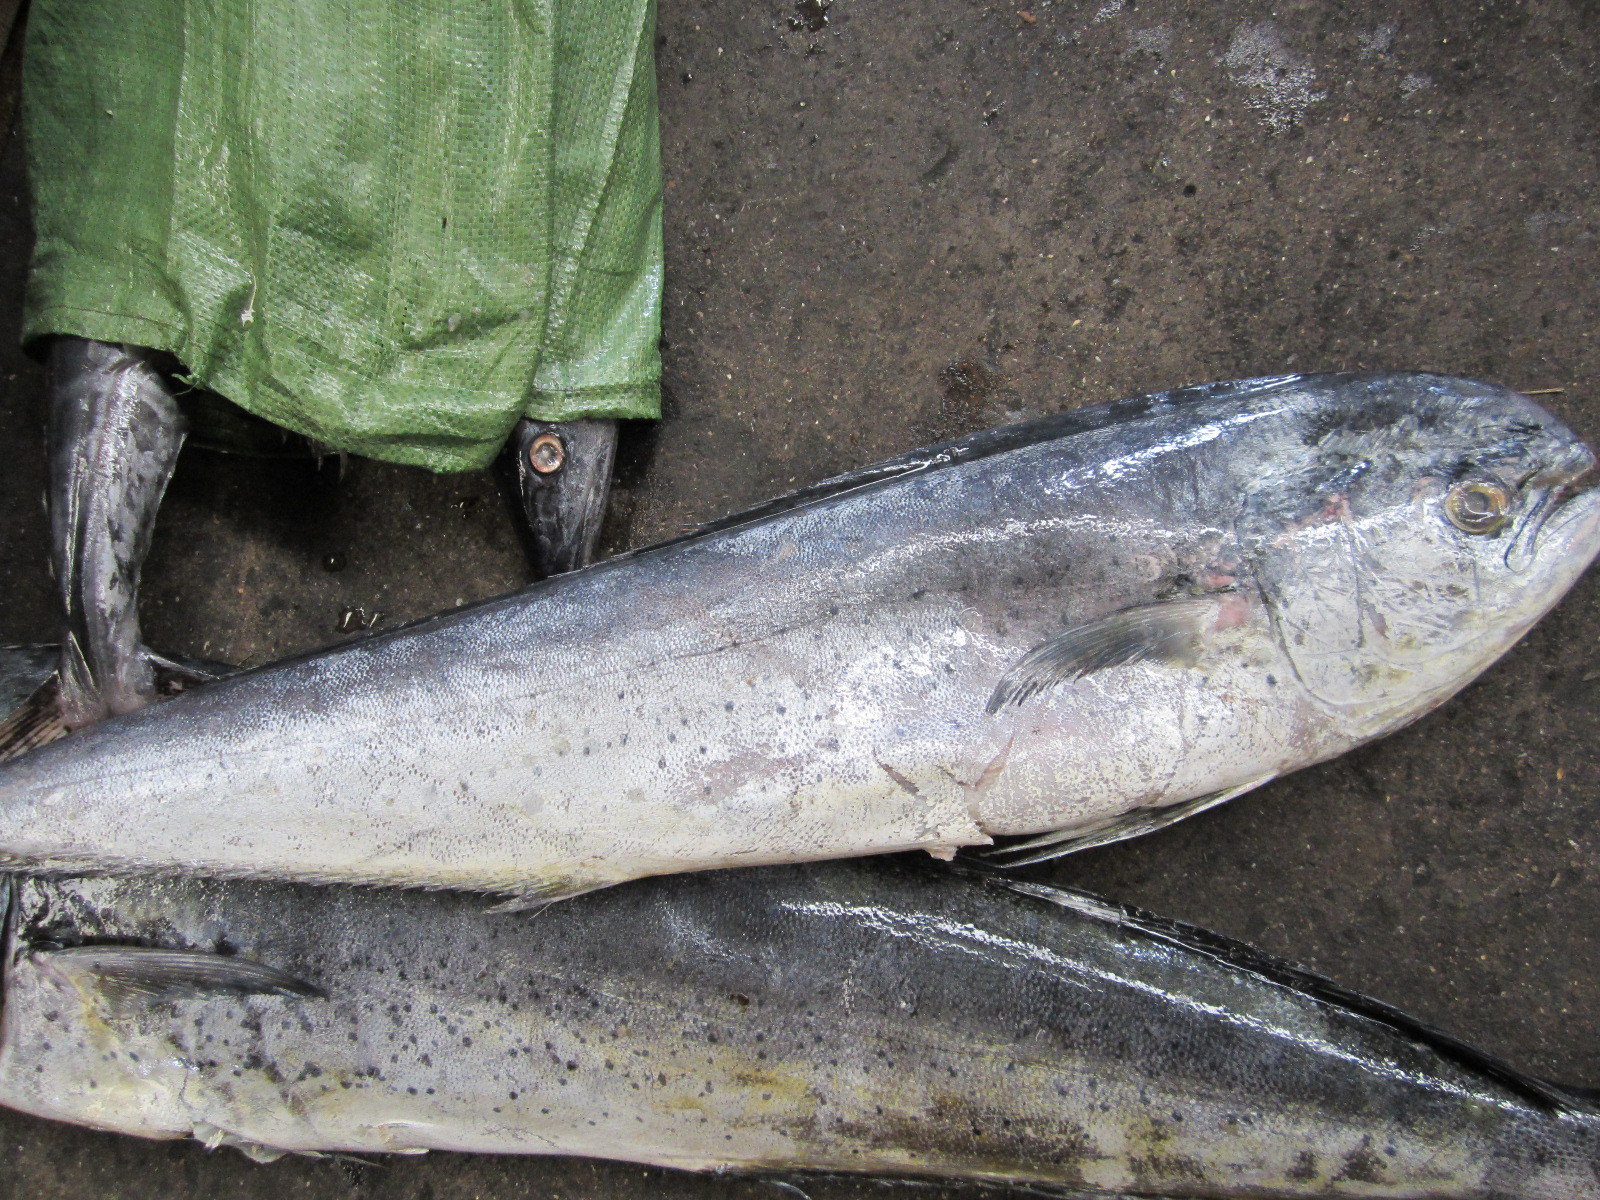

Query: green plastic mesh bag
22,0,661,471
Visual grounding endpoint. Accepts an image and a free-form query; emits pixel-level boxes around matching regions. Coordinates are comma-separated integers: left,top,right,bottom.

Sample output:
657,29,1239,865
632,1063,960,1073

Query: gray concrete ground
1,0,1599,1196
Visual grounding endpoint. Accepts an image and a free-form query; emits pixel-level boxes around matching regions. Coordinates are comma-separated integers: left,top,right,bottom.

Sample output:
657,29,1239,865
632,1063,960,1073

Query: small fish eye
1444,480,1513,534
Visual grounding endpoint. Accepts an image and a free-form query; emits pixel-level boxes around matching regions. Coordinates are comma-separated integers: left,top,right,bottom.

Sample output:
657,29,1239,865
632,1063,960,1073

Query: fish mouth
1506,443,1600,572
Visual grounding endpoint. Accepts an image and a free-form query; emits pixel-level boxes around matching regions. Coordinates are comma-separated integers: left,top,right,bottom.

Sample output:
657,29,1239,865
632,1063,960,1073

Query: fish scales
0,861,1597,1196
0,372,1596,897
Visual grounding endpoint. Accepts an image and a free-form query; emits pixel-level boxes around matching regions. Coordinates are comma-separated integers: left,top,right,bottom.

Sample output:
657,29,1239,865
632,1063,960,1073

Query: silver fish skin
1,861,1598,1196
0,372,1597,898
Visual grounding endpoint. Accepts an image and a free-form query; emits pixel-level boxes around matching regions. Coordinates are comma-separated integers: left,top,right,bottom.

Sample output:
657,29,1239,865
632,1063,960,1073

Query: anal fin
486,877,609,913
984,774,1276,867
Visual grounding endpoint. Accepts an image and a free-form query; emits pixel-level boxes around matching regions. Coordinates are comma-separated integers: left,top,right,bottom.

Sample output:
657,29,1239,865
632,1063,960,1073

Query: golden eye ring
1444,480,1513,534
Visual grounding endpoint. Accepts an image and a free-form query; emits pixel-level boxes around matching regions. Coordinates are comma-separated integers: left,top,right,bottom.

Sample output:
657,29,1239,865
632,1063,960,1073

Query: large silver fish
2,860,1598,1196
0,372,1596,900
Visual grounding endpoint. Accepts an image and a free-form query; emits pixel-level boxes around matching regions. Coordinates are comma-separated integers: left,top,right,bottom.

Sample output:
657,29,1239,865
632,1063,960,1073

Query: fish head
1242,376,1600,732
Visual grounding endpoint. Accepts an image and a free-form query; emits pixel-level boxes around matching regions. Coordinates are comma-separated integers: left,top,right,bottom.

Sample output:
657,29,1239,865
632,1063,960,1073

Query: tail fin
0,644,236,762
0,645,66,762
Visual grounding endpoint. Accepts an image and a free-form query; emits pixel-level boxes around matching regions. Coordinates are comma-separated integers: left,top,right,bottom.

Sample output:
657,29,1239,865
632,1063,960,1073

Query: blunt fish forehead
1277,375,1595,528
1249,377,1600,722
1315,375,1591,476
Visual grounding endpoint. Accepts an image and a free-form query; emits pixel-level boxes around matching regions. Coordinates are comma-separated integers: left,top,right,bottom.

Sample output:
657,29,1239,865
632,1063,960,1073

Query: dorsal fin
669,373,1310,546
956,865,1589,1115
202,375,1321,678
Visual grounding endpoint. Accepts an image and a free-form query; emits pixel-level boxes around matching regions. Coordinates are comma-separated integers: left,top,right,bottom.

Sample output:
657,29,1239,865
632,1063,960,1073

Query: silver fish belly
0,862,1596,1197
0,371,1595,898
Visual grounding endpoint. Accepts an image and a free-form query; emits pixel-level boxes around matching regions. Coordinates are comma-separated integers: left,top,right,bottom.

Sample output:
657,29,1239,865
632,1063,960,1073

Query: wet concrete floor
1,0,1599,1196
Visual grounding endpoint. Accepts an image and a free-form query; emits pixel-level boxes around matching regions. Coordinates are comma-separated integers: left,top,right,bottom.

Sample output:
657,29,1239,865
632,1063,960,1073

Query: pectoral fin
40,945,324,999
986,593,1244,713
984,774,1276,866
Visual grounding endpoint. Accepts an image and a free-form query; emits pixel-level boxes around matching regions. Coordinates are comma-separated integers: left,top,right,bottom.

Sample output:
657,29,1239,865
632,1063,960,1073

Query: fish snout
1515,473,1600,580
1505,439,1600,573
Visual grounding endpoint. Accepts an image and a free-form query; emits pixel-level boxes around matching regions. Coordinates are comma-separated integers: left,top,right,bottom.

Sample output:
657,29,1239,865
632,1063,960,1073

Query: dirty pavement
0,1,1597,1197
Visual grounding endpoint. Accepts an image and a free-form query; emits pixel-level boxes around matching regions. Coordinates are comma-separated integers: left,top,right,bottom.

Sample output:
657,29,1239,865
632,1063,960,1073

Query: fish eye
1444,480,1513,534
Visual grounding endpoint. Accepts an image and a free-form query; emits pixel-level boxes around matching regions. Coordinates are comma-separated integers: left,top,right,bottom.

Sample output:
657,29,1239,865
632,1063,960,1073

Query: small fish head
1243,377,1600,732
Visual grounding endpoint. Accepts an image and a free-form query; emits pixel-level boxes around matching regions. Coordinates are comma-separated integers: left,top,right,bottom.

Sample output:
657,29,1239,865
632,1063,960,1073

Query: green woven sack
23,0,661,471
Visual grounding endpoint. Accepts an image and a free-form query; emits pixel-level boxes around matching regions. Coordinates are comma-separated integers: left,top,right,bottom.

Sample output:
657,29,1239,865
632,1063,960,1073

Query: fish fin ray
984,774,1275,865
487,878,609,912
986,595,1228,713
0,643,58,708
41,945,324,999
0,671,66,763
192,1121,311,1163
147,649,238,695
0,643,233,762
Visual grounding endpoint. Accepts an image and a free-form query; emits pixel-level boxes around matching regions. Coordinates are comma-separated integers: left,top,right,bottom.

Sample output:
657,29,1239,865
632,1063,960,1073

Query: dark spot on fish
1183,183,1196,195
1287,1150,1317,1181
880,763,921,796
730,993,751,1007
1155,572,1195,600
1331,1138,1386,1183
1129,1152,1206,1183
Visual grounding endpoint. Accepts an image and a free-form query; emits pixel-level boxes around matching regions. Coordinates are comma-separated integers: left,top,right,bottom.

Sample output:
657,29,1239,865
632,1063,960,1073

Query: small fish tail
0,646,67,763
